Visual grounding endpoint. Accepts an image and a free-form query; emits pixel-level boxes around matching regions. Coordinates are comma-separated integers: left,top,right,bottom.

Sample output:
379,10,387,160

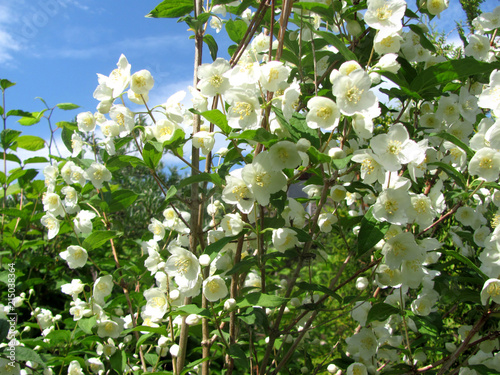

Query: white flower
465,34,491,61
221,169,255,214
210,16,222,33
370,124,422,171
478,70,500,117
346,328,378,361
481,278,500,305
152,119,181,143
73,210,96,235
84,162,112,189
372,187,411,225
351,149,385,184
100,120,121,138
267,141,302,171
93,275,113,306
332,69,378,116
426,0,449,16
77,111,96,132
61,279,85,300
259,61,291,92
144,288,169,320
43,192,65,217
364,0,406,32
374,29,402,55
203,275,228,302
198,58,231,97
109,104,135,136
318,213,337,233
408,194,436,229
41,213,60,240
306,97,340,131
165,246,200,286
226,90,260,130
241,152,287,206
106,54,131,98
97,319,122,338
469,147,500,182
130,69,154,95
192,131,215,155
87,358,105,374
149,218,166,241
67,360,84,375
60,246,88,269
382,232,423,269
272,228,299,253
71,133,84,157
221,213,245,236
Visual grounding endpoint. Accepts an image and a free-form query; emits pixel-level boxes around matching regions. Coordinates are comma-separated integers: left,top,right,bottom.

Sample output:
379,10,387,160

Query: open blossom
60,246,88,269
469,147,500,182
478,70,500,117
93,275,113,306
130,69,154,95
97,319,122,338
481,278,500,305
109,104,135,136
372,187,412,225
61,279,85,300
259,61,291,92
84,162,112,189
241,152,287,206
192,131,215,155
222,169,255,214
306,96,340,131
144,288,169,319
203,275,228,302
105,54,131,98
42,192,65,217
149,218,166,241
165,246,200,286
332,69,378,116
74,210,96,235
364,0,406,32
370,124,423,171
41,213,60,240
198,58,230,97
76,111,96,133
272,228,299,253
267,141,302,171
226,90,260,130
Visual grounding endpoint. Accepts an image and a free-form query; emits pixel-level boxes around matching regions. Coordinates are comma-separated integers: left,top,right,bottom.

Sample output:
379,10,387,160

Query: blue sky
1,0,499,168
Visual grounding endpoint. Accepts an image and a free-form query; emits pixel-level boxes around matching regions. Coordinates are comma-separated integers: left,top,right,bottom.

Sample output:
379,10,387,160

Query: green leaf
366,303,400,324
357,207,391,258
296,282,342,302
315,30,357,62
0,105,3,116
229,128,278,147
82,230,119,251
204,233,243,257
410,58,500,98
56,102,80,110
236,292,287,308
408,24,436,53
0,79,16,90
331,155,353,170
107,155,146,170
226,19,247,43
428,162,467,190
273,107,320,148
18,110,46,126
199,109,230,134
110,350,127,375
307,146,331,164
429,132,474,159
109,189,139,212
1,129,21,149
61,126,74,153
178,172,223,189
0,319,8,343
175,304,211,318
143,141,163,169
164,185,177,203
16,135,45,151
137,333,155,348
203,34,218,61
15,346,47,368
147,0,194,18
77,316,97,335
24,156,48,164
6,109,33,117
228,344,249,371
443,250,488,280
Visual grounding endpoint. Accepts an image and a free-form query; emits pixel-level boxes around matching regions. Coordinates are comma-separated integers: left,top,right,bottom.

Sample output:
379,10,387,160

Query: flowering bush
2,0,500,374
